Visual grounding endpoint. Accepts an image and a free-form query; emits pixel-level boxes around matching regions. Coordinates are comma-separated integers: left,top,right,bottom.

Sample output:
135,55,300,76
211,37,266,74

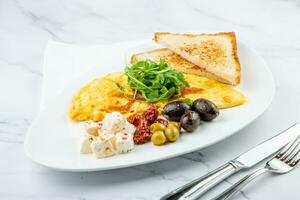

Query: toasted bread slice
131,48,229,84
153,32,241,85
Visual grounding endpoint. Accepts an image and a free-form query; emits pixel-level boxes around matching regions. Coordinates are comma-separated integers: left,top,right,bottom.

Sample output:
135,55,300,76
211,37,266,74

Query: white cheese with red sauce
80,112,135,158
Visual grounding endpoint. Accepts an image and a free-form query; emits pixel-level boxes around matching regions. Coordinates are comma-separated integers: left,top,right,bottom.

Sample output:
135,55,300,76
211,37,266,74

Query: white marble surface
1,0,300,199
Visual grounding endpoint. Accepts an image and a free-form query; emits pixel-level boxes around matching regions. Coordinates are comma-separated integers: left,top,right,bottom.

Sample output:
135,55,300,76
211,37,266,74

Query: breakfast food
163,98,218,133
80,135,93,154
80,112,135,158
125,60,189,103
164,125,180,142
84,121,101,136
151,130,167,145
191,98,219,121
70,32,247,159
131,48,229,84
162,101,190,122
69,62,245,122
148,97,219,145
180,111,201,132
149,121,181,145
153,32,241,85
150,122,166,133
127,106,158,144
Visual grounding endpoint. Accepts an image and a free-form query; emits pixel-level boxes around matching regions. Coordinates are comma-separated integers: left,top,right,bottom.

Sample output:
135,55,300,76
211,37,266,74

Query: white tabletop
1,0,300,199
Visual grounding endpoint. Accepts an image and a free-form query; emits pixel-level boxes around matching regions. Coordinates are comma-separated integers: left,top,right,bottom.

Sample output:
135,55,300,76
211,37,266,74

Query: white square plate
24,39,275,171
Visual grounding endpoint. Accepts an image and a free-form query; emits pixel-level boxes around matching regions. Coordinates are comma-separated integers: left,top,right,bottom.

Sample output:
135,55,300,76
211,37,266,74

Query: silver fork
212,134,300,200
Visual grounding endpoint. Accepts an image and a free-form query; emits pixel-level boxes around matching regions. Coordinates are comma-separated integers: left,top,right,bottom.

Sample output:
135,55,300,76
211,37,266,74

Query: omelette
69,72,246,122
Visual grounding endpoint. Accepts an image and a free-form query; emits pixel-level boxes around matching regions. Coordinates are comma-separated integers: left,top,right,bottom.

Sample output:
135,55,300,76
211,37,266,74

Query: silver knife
161,122,300,200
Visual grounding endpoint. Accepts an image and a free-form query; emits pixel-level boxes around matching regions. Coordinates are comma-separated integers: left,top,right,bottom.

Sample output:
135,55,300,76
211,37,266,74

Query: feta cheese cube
125,121,136,135
81,112,137,158
101,112,126,134
84,121,101,136
99,132,116,148
115,130,134,154
80,136,93,154
90,138,116,158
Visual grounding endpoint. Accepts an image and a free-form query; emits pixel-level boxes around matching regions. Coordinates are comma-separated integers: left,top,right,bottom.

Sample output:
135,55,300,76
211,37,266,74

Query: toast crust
154,32,241,85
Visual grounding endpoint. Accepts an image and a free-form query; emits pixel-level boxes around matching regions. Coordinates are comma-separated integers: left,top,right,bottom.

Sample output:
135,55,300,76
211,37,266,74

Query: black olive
180,111,201,132
163,101,190,122
191,98,219,121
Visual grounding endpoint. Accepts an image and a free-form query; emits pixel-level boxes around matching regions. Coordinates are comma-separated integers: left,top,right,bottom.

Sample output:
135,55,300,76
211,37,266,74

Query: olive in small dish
163,101,190,122
180,111,201,132
192,98,219,121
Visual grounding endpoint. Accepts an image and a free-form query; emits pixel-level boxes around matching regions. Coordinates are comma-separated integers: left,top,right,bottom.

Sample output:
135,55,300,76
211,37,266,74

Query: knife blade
234,122,300,167
161,122,300,200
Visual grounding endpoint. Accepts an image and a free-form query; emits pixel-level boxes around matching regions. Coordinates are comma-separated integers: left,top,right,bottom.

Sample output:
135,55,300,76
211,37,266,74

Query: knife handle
161,161,243,200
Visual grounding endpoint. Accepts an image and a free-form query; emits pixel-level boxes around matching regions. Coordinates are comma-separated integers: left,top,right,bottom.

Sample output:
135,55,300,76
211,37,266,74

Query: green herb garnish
115,82,125,92
125,60,189,103
114,82,125,97
182,98,193,106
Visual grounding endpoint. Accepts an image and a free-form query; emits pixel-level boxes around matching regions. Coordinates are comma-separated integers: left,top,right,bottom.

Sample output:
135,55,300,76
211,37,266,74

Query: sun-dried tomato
133,118,151,144
128,106,159,145
127,114,141,127
142,105,158,125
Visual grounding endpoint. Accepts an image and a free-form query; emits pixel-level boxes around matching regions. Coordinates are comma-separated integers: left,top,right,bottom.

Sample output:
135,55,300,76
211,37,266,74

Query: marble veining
1,0,300,199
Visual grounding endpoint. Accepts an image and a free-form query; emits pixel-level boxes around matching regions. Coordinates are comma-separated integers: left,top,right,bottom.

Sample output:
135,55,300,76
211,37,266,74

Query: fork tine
287,146,300,165
279,134,300,160
289,157,300,167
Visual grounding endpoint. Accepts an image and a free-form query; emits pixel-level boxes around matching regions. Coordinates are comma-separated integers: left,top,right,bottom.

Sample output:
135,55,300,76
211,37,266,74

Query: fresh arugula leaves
125,60,189,103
